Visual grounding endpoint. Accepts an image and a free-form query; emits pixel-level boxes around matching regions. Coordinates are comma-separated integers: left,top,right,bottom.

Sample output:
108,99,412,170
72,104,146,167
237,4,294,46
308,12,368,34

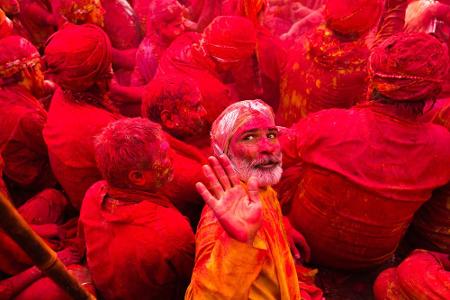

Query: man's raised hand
196,155,262,244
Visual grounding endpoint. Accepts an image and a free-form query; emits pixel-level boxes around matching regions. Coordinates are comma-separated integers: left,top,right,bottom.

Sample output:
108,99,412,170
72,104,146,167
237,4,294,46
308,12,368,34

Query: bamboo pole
0,191,95,300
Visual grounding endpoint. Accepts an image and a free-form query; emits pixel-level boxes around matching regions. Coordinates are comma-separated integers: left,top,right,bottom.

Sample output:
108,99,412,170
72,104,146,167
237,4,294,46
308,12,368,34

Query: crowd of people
0,0,449,299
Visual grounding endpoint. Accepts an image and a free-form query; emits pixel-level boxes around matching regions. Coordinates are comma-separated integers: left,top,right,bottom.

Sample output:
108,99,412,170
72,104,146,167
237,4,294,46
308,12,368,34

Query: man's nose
258,138,276,153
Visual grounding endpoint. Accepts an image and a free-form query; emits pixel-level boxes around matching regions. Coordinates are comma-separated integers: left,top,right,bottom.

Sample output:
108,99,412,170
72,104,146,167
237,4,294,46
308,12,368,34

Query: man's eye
267,132,277,139
243,135,255,141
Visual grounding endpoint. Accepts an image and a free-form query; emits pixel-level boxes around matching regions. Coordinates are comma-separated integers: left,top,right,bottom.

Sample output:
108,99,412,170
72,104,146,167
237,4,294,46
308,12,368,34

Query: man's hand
283,217,311,263
196,155,262,244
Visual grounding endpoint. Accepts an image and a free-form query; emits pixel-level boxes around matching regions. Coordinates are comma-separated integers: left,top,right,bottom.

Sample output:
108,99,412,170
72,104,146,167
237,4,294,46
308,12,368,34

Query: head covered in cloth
202,16,257,63
211,99,275,156
0,35,41,86
44,24,112,92
324,0,383,36
211,99,282,186
369,32,449,102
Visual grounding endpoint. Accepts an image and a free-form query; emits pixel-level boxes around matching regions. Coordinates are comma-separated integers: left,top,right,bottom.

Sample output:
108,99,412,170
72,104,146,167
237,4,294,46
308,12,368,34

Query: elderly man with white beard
185,100,317,300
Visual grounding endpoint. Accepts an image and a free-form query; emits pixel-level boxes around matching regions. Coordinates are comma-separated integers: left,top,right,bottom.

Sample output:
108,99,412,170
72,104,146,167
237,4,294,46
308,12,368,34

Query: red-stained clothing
161,134,206,225
231,28,287,111
373,250,450,299
131,35,167,86
278,24,369,127
409,102,450,253
0,85,55,199
0,188,67,275
155,32,238,124
279,103,450,269
43,88,120,209
185,186,300,299
18,0,56,49
79,181,195,300
102,0,141,50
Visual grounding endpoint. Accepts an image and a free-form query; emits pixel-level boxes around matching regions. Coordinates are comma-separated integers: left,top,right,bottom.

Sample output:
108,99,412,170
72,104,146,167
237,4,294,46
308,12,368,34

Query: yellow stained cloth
185,186,300,300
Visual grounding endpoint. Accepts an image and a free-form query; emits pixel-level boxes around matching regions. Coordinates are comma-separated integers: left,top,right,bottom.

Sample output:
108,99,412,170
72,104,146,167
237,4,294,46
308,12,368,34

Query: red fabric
369,32,449,101
230,28,287,110
18,0,56,49
14,264,95,300
236,0,267,25
0,188,67,275
0,85,56,196
79,180,195,299
155,32,238,123
324,0,383,35
408,101,450,253
0,35,39,79
280,103,450,269
45,24,112,92
159,134,206,224
131,36,164,85
373,250,450,299
0,9,13,37
102,0,141,50
203,16,257,62
278,25,370,126
43,88,120,209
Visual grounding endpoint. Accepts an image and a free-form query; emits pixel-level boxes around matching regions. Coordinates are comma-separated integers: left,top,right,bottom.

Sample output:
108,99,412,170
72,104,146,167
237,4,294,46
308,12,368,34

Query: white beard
229,152,283,187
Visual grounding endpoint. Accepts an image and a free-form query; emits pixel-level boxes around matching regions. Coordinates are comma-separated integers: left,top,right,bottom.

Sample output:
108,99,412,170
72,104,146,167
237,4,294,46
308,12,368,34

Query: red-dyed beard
229,151,283,187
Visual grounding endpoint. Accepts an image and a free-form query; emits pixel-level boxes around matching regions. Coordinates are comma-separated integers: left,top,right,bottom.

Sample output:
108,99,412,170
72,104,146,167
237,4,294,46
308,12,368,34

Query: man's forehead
234,116,277,136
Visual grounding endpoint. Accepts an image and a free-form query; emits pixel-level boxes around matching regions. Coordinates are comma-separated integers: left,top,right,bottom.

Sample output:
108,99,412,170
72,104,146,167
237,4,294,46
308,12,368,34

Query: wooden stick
0,191,95,300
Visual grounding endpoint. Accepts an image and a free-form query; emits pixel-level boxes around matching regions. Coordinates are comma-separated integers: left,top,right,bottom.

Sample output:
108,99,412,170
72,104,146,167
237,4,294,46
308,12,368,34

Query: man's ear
160,110,175,129
128,170,145,186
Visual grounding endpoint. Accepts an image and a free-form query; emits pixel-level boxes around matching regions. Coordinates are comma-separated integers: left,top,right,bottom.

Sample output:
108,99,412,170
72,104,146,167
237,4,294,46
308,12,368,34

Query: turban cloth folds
203,16,257,62
44,24,112,92
369,32,449,101
0,35,40,82
324,0,384,35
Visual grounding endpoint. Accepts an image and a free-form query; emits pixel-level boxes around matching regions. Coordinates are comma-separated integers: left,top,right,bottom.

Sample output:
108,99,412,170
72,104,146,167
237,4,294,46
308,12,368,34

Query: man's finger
208,156,232,190
247,176,260,203
218,154,241,186
202,164,224,199
196,182,218,210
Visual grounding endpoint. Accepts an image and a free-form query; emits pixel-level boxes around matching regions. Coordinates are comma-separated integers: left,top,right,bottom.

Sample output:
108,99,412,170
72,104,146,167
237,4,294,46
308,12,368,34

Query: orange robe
185,186,300,299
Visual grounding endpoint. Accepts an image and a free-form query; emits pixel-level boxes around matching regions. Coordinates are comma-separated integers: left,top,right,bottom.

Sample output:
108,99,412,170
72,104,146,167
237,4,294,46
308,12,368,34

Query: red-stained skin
158,14,185,43
138,139,173,191
169,93,208,138
228,114,281,168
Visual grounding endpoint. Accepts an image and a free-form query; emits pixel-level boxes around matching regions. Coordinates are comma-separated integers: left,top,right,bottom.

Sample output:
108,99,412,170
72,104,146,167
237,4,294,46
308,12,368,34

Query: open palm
196,155,262,244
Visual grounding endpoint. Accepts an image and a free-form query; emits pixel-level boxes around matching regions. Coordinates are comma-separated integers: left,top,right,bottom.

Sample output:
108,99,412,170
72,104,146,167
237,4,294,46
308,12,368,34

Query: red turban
369,32,449,101
44,24,112,92
324,0,383,35
203,16,257,63
0,35,40,82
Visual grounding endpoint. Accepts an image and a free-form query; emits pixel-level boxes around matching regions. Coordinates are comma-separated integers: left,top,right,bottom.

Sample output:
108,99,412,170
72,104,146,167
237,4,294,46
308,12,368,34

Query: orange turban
44,24,112,92
324,0,383,35
369,32,449,101
0,35,40,83
203,16,257,63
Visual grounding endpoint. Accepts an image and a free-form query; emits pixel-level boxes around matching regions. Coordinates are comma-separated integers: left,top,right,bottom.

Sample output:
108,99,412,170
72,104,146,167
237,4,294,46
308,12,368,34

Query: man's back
80,181,195,300
281,103,450,269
